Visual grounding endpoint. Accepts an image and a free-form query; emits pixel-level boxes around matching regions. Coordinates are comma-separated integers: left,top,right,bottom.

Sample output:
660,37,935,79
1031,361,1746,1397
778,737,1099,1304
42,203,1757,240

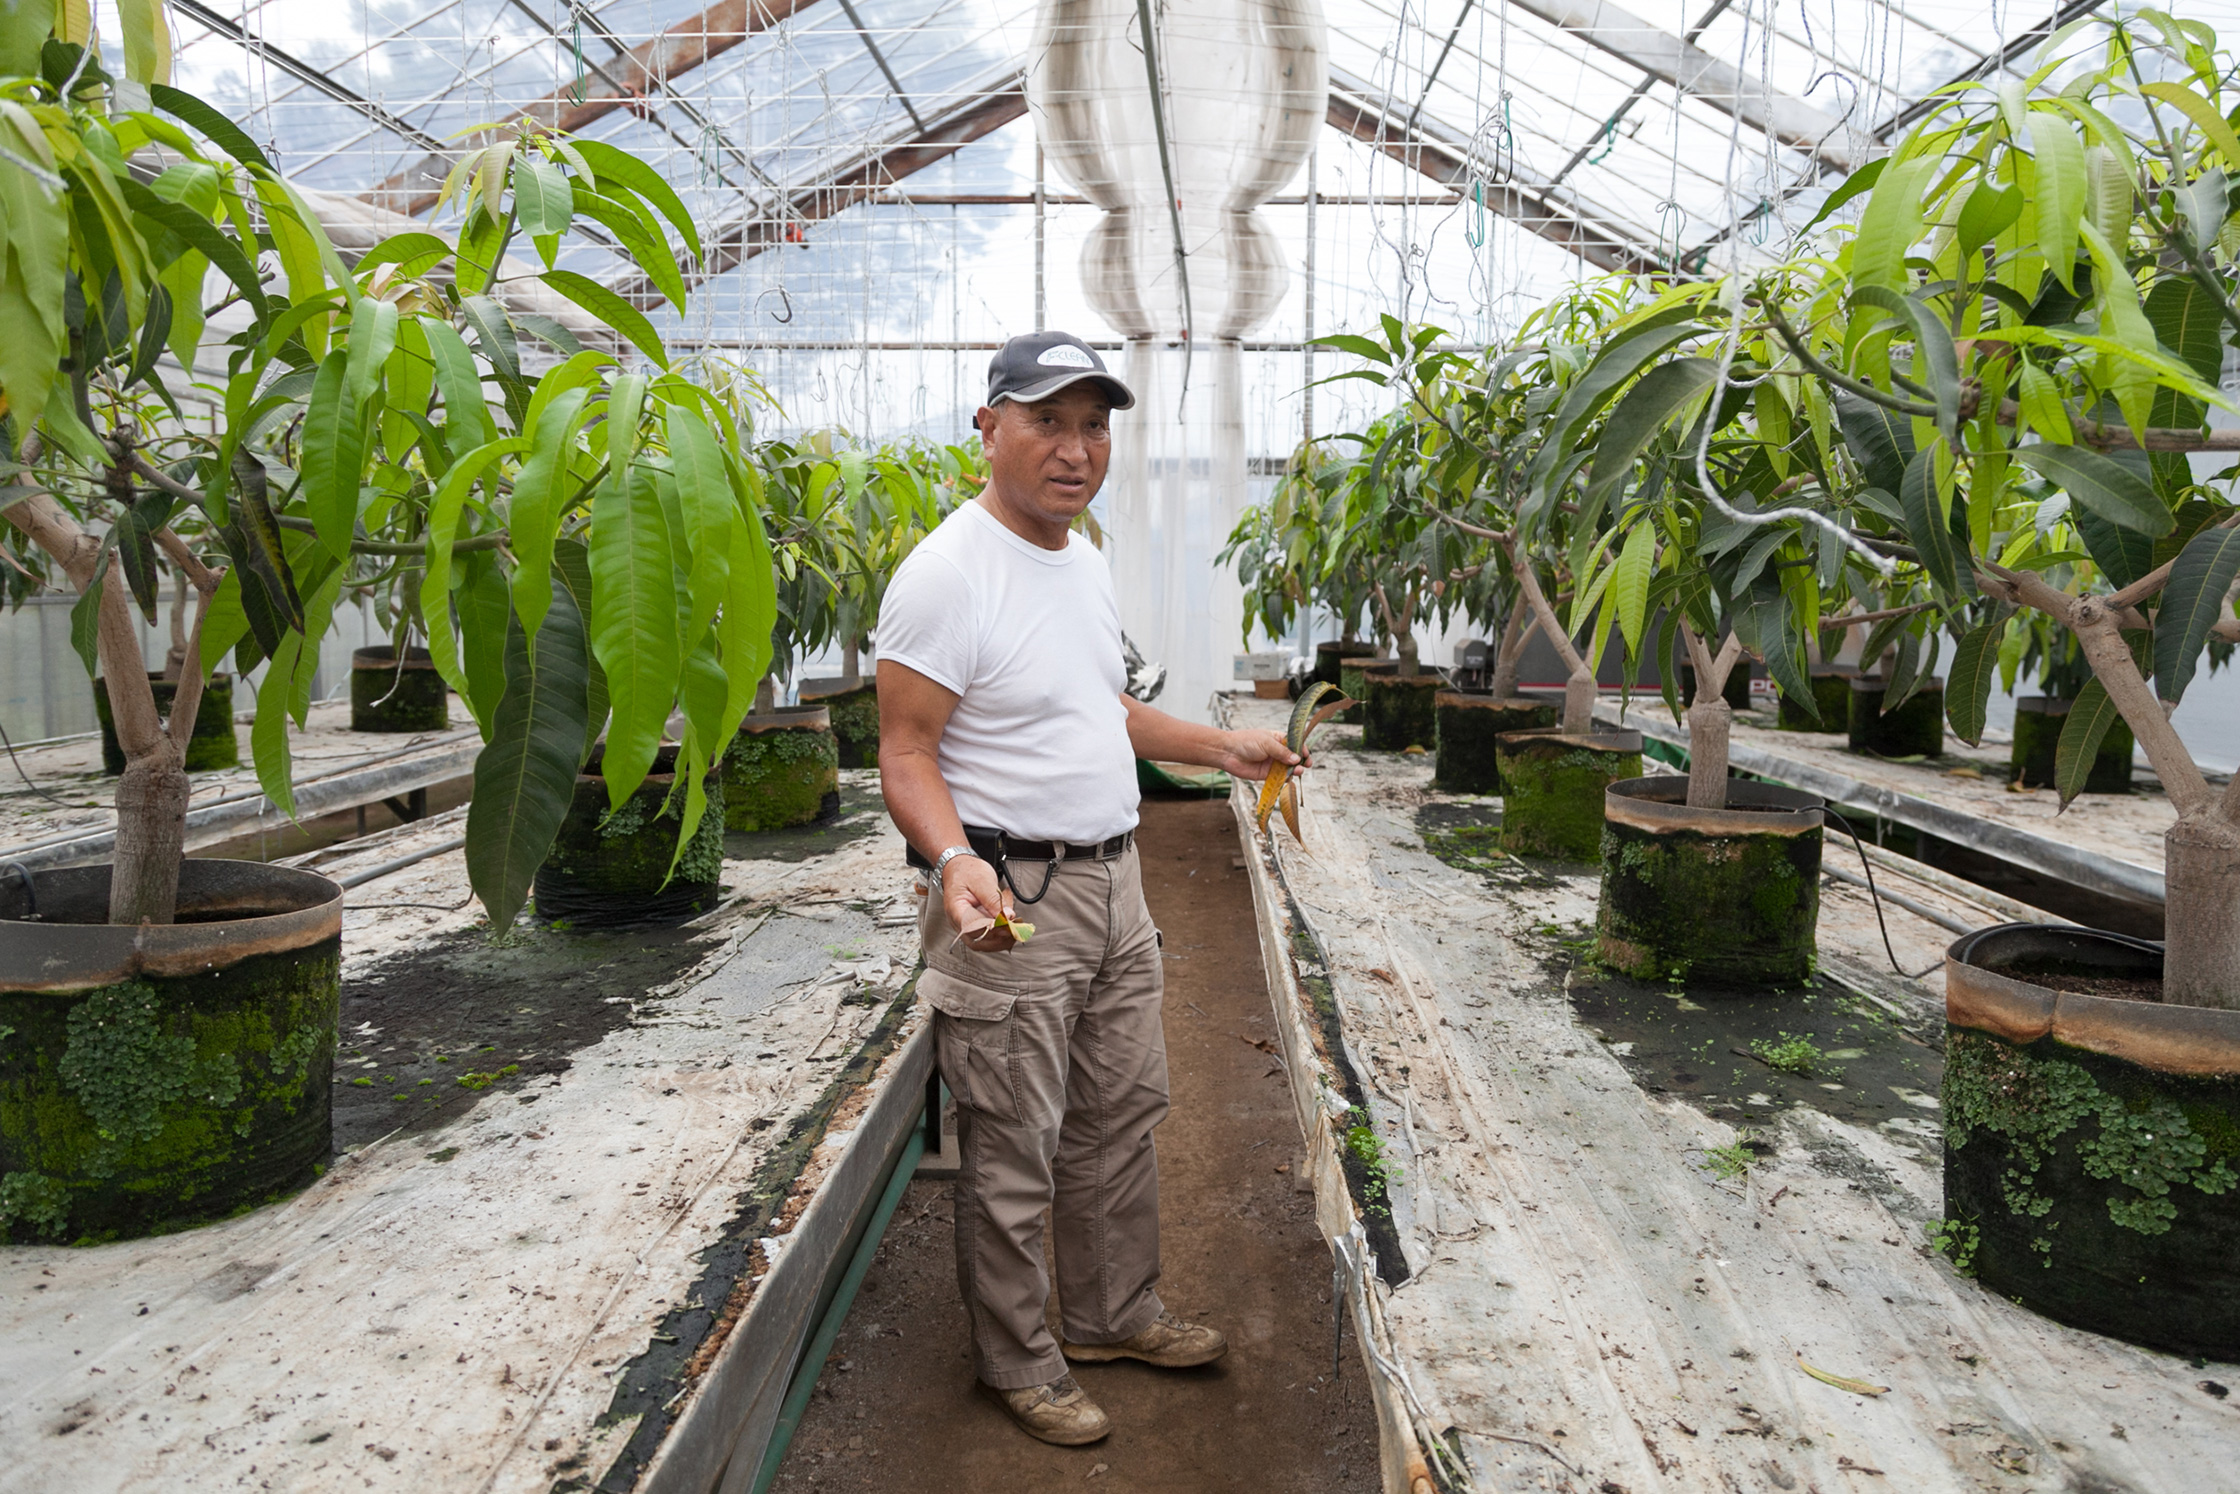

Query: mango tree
0,23,776,930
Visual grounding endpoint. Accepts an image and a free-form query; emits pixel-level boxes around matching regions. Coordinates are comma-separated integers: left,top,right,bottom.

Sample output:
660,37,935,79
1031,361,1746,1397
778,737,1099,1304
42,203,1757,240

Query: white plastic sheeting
1032,0,1323,721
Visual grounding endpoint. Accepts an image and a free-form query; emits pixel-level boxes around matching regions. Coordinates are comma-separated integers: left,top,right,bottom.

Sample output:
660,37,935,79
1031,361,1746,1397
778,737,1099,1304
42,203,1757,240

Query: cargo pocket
925,968,1022,1124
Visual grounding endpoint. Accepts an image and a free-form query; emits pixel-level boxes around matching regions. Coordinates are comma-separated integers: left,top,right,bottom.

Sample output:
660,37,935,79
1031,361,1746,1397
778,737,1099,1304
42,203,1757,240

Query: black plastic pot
1777,665,1856,732
1596,777,1823,986
1943,924,2240,1360
1848,676,1944,757
1680,663,1752,712
1313,641,1359,690
535,744,726,927
350,645,449,733
95,672,237,774
723,705,840,832
2011,696,2132,793
1433,693,1556,794
1493,729,1643,860
1363,670,1441,751
1335,655,1383,725
798,676,879,769
0,860,341,1243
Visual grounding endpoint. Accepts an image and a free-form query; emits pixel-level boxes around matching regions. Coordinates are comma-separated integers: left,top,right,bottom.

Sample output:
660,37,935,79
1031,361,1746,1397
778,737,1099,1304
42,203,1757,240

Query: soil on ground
769,797,1380,1493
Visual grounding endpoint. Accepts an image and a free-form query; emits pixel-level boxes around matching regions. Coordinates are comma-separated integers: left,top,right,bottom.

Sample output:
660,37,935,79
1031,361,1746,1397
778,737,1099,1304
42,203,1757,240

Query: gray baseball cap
985,330,1135,410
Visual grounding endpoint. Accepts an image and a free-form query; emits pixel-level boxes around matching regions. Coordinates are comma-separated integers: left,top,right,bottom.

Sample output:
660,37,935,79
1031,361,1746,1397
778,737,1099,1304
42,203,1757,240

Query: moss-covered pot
1335,655,1382,725
1595,777,1824,986
1778,665,1856,732
95,672,237,774
723,705,840,832
349,645,449,733
2011,696,2132,794
1848,676,1944,757
1943,924,2240,1359
1494,728,1643,861
1433,693,1556,794
1680,663,1752,712
1363,671,1441,751
535,744,725,927
0,860,341,1243
799,676,879,769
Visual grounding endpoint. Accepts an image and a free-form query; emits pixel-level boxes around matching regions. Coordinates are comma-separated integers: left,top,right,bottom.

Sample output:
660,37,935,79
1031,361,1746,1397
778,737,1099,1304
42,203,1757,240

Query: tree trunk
754,674,776,714
164,569,189,681
1684,701,1733,809
3,486,189,924
1397,631,1419,678
2163,779,2240,1008
1488,605,1536,701
1509,556,1596,734
843,642,860,684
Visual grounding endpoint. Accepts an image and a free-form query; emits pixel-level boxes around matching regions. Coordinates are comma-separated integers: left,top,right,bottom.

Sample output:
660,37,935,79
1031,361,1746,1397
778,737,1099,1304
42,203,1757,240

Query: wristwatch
931,845,983,882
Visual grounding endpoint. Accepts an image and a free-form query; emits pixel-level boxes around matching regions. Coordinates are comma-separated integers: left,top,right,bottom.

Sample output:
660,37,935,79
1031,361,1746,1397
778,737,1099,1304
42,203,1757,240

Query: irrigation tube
748,1118,928,1493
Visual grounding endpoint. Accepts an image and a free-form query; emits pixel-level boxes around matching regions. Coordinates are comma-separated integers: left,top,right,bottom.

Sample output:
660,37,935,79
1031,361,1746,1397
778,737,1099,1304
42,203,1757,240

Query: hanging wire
566,2,587,107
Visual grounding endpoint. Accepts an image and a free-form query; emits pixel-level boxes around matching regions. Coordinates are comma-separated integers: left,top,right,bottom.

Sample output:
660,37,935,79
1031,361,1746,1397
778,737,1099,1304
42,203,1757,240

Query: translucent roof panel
147,0,2240,444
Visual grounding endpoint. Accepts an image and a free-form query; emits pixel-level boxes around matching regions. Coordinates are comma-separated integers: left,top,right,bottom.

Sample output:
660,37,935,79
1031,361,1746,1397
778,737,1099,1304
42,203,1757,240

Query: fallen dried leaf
1279,774,1302,842
1798,1356,1889,1396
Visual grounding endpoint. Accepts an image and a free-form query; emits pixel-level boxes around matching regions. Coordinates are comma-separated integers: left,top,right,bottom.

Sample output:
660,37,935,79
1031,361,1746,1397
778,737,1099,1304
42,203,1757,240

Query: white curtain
1031,0,1324,721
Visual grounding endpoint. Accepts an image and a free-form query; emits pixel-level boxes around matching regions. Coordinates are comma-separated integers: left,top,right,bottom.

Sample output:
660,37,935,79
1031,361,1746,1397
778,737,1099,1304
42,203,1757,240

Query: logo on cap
1037,344,1095,369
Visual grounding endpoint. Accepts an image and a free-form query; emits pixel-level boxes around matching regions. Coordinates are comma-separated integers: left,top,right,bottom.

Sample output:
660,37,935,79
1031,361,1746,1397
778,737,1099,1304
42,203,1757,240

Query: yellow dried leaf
1797,1356,1889,1396
1278,775,1301,843
1255,762,1292,832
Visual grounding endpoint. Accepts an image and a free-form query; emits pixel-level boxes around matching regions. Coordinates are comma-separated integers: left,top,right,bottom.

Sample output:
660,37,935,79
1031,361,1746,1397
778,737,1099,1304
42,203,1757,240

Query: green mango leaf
588,454,681,810
1946,607,2011,746
1584,357,1716,512
1613,519,1656,658
573,138,702,261
1801,157,1886,234
668,406,735,644
2029,111,2088,290
151,83,274,172
2053,676,2122,808
539,270,668,368
465,578,592,930
1853,286,1960,439
2154,524,2240,705
1527,320,1700,504
119,177,267,321
1835,393,1915,496
70,547,110,680
457,552,511,738
553,538,608,765
1955,181,2022,262
298,350,363,562
512,155,574,257
251,632,303,818
2014,444,2173,537
507,386,595,643
1850,155,1932,290
1900,447,1965,598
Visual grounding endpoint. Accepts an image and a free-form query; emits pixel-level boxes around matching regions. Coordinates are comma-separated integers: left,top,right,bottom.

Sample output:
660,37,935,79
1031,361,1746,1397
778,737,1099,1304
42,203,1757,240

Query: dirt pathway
769,797,1379,1493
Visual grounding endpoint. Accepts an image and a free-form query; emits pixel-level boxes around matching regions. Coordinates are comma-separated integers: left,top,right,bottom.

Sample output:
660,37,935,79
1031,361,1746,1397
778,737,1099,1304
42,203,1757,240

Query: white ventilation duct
1031,0,1325,722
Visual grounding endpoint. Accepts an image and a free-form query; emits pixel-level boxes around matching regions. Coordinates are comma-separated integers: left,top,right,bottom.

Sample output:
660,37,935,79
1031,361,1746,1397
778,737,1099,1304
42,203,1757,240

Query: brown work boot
1063,1311,1228,1368
989,1372,1112,1445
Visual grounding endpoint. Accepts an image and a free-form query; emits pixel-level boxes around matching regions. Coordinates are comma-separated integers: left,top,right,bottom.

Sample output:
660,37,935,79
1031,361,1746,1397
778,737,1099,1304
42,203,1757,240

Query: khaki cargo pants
917,845,1170,1390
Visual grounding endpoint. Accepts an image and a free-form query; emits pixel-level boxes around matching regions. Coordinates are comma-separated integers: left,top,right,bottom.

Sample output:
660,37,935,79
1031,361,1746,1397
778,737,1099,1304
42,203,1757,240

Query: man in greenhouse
877,330,1301,1446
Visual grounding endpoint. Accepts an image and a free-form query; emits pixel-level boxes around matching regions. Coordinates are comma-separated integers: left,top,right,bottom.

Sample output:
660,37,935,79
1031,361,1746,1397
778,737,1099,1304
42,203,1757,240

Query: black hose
1822,807,1946,980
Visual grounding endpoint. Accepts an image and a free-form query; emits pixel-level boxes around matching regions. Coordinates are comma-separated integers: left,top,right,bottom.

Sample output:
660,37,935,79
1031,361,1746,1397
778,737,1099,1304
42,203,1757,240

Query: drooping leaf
1853,286,1960,439
2029,110,2087,290
1946,608,2011,746
150,83,274,172
1956,180,2023,262
2053,676,2122,808
573,137,703,261
507,385,594,643
1835,393,1915,495
298,350,361,561
1900,447,1964,598
2154,524,2240,705
588,457,681,809
465,577,593,930
456,551,511,738
1584,357,1716,512
69,547,110,680
1613,519,1656,657
552,537,608,764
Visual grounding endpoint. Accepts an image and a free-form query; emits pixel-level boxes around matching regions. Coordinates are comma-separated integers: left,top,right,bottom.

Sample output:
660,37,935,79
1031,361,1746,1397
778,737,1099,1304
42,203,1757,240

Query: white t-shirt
877,500,1140,843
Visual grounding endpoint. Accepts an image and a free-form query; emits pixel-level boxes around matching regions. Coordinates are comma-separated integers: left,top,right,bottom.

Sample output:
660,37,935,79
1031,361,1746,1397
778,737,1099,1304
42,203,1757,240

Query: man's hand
1211,728,1303,783
943,853,1020,953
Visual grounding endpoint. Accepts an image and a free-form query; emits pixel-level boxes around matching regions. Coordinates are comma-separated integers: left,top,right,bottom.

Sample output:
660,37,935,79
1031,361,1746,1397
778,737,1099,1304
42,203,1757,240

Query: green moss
0,940,339,1243
1945,1029,2237,1245
1847,681,1944,758
1497,738,1639,860
1595,814,1820,985
723,725,840,832
1363,675,1440,751
1336,660,1379,725
95,674,238,774
1778,671,1854,731
536,768,726,922
811,685,880,769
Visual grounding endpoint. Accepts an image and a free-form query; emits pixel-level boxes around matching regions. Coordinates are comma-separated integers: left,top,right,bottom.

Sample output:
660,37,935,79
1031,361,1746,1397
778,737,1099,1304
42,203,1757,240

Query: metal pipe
338,835,467,890
749,1124,927,1494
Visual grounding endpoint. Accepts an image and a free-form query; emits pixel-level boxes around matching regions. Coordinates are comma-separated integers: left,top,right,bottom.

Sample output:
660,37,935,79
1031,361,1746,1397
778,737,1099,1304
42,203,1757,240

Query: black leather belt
906,825,1134,870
